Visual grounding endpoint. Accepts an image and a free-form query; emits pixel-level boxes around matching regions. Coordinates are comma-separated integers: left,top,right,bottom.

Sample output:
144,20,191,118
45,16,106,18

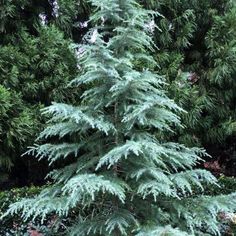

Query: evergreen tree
0,0,80,185
5,0,236,235
0,86,38,171
142,0,236,174
203,2,236,172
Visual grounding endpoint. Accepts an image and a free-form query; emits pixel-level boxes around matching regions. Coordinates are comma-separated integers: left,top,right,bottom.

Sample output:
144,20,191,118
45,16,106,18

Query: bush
1,177,236,235
206,175,236,195
0,186,44,235
202,176,236,235
0,185,76,235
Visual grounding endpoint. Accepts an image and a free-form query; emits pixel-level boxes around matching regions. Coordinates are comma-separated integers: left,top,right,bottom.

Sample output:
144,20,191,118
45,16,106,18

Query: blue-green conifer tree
5,0,236,235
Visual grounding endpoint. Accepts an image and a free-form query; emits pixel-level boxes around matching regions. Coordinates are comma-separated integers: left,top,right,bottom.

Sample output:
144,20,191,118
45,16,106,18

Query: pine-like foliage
5,0,236,235
143,0,217,147
0,86,37,171
0,0,80,184
142,0,236,173
203,1,236,155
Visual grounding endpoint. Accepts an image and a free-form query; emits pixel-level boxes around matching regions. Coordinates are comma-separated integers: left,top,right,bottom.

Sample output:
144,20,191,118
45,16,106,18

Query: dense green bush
206,176,236,235
205,176,236,196
0,0,80,185
0,27,78,185
147,0,236,172
0,185,83,235
0,186,43,235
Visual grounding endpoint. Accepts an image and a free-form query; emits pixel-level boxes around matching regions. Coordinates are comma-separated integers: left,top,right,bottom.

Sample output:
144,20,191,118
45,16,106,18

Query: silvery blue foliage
4,0,236,235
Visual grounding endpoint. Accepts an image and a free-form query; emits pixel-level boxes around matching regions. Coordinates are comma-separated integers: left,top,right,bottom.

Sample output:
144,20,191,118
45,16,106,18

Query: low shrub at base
0,186,44,235
0,176,236,235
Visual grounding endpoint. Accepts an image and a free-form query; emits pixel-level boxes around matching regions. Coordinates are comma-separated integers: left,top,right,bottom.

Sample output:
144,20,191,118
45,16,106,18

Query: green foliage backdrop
144,0,236,174
0,0,79,186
